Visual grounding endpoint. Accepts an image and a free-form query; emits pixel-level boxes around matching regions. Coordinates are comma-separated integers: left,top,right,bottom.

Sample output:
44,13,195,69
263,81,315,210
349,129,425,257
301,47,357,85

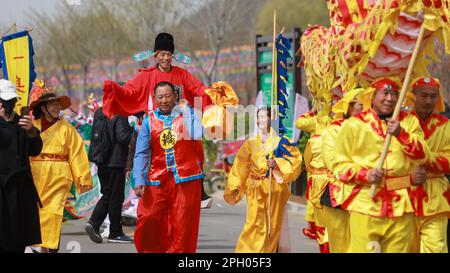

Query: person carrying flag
224,107,302,252
223,31,302,253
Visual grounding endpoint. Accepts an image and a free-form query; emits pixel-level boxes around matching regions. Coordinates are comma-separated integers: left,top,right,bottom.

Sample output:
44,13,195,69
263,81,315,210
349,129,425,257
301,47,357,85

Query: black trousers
448,219,450,248
89,167,125,238
0,245,25,253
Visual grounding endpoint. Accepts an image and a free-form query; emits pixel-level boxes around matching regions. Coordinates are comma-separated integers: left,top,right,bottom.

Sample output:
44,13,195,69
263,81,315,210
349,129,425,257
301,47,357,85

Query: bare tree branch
181,0,263,85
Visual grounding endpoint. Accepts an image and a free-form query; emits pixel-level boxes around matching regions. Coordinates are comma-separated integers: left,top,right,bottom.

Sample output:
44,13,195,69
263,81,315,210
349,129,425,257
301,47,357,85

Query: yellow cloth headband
332,88,365,116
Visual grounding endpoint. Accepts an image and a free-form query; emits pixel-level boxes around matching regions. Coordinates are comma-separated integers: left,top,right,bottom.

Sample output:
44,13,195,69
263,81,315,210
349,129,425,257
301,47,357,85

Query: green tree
31,10,77,96
256,0,330,35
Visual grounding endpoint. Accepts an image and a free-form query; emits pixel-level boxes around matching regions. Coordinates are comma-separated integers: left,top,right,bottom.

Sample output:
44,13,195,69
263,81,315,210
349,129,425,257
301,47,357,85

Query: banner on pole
0,30,37,113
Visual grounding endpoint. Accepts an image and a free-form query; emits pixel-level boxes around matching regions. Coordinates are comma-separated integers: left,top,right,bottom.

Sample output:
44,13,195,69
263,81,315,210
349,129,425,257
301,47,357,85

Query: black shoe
108,234,133,244
201,192,212,201
85,222,103,244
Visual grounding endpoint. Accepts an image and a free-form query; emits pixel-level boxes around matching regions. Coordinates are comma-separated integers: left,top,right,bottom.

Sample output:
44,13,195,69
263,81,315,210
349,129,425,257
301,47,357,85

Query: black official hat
154,33,175,54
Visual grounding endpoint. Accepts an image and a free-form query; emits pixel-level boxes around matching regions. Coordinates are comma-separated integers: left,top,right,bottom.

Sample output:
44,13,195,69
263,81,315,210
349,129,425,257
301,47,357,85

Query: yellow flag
0,31,37,113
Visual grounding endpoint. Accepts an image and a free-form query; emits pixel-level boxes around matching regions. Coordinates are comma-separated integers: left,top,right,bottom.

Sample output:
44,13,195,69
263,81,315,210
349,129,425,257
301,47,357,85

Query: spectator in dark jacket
125,112,145,181
125,131,138,181
86,108,133,244
0,79,43,253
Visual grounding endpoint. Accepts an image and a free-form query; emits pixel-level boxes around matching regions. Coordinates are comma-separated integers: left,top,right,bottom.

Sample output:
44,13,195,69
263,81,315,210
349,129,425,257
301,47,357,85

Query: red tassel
302,221,318,240
319,242,330,253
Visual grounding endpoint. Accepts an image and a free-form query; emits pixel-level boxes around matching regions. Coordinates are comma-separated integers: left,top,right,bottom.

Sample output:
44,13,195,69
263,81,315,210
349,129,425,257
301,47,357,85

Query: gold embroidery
31,153,68,162
160,128,177,150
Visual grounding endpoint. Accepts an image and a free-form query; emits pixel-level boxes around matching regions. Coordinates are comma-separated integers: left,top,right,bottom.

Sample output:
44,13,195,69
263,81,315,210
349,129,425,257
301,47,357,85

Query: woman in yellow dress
224,107,302,252
29,92,93,253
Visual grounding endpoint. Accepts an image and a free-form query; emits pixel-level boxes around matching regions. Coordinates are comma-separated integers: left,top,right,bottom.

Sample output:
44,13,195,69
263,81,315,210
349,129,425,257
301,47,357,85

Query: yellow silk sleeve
397,115,429,166
332,120,369,184
224,140,251,205
425,122,450,174
273,145,303,184
202,81,239,140
68,124,93,193
295,112,317,133
321,124,339,171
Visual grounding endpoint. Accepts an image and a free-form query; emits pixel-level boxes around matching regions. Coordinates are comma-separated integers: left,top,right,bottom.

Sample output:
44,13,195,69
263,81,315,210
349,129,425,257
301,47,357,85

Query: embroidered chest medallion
160,128,178,150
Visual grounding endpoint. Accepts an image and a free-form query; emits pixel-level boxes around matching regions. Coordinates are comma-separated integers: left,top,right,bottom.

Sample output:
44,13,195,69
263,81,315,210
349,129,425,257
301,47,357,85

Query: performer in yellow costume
333,78,428,253
302,122,330,252
296,110,319,134
296,101,335,253
29,92,93,252
224,107,302,253
295,110,328,251
295,110,319,240
321,88,364,253
407,77,450,253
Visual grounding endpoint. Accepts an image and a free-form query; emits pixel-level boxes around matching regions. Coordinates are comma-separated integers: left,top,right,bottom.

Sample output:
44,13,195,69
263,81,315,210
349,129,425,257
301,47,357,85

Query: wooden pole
267,10,278,240
271,10,277,114
370,24,426,198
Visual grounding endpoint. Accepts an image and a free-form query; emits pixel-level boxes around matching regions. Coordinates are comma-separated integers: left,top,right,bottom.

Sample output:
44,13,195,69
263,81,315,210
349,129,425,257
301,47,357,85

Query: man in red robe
102,32,213,206
102,32,211,118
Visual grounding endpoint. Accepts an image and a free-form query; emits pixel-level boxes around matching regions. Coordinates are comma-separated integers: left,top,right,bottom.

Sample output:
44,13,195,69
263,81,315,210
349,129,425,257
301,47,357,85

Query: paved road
58,192,318,253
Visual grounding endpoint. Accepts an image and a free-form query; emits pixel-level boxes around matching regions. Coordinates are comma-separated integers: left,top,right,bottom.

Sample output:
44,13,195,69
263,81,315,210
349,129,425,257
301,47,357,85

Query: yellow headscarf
332,88,365,119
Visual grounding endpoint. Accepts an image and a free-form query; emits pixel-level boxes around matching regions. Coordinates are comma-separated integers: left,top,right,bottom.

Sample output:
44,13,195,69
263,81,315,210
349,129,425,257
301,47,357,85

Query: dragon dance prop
300,0,448,112
300,24,337,117
332,0,449,91
329,0,448,197
301,0,449,197
299,9,345,125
